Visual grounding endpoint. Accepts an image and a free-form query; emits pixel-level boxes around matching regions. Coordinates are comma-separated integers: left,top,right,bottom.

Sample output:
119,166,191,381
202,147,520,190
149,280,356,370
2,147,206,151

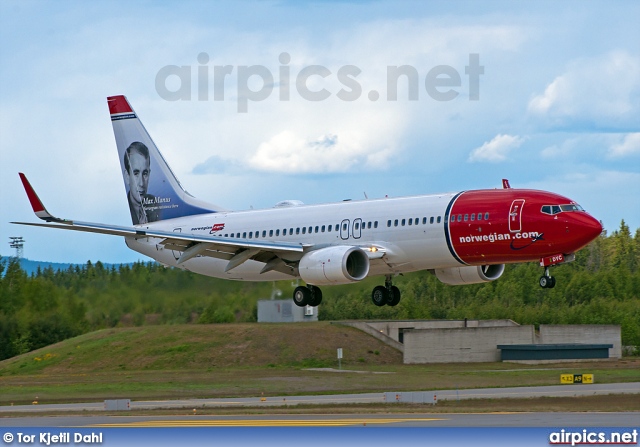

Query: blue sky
1,0,639,263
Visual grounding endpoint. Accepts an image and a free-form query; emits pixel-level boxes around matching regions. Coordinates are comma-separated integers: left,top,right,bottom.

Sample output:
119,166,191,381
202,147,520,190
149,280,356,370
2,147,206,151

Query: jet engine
298,246,370,285
434,264,505,285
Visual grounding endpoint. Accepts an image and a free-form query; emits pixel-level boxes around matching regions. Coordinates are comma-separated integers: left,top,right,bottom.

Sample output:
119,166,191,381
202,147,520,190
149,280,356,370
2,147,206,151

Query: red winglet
107,95,133,115
18,173,58,221
502,179,511,189
19,173,45,213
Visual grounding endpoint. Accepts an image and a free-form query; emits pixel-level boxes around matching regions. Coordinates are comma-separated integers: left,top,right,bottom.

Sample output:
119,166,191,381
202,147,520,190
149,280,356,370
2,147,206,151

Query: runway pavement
0,412,638,427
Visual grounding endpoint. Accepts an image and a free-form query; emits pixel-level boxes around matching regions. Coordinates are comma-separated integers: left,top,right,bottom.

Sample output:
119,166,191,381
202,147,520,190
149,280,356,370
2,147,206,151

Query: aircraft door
509,199,525,233
340,219,350,240
352,218,362,239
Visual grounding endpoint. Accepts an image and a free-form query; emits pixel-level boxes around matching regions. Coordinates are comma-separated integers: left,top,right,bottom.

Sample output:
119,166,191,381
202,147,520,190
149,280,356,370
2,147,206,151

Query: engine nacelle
298,246,370,285
435,264,505,285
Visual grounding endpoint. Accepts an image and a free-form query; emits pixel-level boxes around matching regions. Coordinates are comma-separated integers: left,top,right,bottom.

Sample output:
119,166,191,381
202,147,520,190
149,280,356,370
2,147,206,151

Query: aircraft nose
571,213,603,247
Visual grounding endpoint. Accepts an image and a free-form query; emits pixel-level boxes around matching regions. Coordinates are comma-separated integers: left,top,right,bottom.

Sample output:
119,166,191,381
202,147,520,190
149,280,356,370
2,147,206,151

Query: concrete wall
365,320,520,343
257,300,318,323
332,322,404,351
540,325,622,359
403,326,535,363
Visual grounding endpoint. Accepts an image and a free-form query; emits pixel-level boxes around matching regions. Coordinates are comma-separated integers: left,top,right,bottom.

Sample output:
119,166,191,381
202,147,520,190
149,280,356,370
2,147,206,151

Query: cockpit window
560,204,583,212
541,203,584,215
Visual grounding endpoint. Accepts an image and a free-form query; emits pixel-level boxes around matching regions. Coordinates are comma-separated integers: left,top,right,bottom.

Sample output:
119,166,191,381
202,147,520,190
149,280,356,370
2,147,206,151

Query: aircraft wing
13,173,306,275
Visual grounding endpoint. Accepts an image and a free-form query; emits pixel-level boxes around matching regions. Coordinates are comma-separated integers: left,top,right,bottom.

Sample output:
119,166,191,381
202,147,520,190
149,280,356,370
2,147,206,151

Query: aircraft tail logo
108,95,223,225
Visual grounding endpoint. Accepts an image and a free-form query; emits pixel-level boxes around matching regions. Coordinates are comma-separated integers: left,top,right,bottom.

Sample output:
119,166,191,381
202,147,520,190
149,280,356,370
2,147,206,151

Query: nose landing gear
539,254,572,289
539,267,556,289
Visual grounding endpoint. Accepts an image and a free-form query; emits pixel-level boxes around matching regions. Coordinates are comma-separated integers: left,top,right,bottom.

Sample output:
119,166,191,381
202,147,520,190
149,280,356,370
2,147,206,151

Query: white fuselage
126,192,460,281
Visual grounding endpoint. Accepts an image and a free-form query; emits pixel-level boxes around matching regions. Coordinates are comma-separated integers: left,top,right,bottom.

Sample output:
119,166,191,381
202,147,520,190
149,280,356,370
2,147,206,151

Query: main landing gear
371,275,401,307
293,284,323,307
539,267,556,289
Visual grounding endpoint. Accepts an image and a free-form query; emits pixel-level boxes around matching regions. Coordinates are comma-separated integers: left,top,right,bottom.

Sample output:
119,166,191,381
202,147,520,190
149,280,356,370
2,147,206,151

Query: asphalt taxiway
1,381,638,414
1,382,638,427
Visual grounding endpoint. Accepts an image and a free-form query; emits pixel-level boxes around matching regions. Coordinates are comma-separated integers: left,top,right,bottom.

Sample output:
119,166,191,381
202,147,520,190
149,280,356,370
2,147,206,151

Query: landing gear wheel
293,286,310,307
539,276,556,289
371,286,388,307
387,285,401,306
539,276,549,288
548,276,556,289
308,285,323,306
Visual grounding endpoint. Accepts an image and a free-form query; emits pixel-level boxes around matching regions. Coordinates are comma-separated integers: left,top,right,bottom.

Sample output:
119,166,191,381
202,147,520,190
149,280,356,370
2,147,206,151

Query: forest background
1,221,638,361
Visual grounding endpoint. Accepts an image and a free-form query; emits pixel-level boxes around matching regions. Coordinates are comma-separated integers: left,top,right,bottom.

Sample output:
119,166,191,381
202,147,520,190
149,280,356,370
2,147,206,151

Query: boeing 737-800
13,95,603,308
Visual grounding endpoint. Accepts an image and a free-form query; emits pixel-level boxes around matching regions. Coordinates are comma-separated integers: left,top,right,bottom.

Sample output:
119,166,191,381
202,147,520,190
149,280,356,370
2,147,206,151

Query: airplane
13,95,603,308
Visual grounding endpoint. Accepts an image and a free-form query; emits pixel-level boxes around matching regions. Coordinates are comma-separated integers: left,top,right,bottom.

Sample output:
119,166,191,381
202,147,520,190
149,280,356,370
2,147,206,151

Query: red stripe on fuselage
448,189,601,265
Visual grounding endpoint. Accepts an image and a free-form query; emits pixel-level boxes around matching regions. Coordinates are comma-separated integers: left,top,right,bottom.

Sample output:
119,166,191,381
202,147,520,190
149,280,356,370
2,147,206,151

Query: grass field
1,322,638,412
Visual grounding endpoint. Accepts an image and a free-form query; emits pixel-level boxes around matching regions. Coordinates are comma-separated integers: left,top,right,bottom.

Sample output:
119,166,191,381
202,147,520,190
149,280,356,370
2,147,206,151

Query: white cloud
608,133,640,158
468,134,524,163
248,126,395,174
528,51,640,130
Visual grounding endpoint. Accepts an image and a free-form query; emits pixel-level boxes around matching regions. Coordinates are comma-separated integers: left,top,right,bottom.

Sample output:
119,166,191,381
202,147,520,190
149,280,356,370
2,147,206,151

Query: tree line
1,221,638,361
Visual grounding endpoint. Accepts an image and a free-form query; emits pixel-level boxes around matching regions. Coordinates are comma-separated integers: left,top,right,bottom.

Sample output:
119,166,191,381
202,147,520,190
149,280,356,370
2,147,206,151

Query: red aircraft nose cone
573,213,603,247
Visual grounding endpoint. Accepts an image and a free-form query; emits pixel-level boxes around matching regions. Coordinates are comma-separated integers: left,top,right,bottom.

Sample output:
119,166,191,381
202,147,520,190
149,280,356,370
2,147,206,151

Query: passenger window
394,219,398,227
422,217,427,224
464,214,468,221
401,219,406,226
387,220,392,227
275,229,280,236
477,213,482,221
249,232,253,238
269,230,273,237
430,217,434,224
355,222,359,230
437,216,441,223
296,228,300,235
374,221,378,228
315,226,319,233
342,223,347,231
471,214,475,221
302,227,306,234
408,218,412,226
289,228,293,235
321,225,325,232
328,225,332,232
241,232,245,238
224,234,228,237
484,212,489,220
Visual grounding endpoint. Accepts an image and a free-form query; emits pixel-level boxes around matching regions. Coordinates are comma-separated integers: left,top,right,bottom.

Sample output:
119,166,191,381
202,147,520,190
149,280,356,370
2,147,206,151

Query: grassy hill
1,322,639,407
0,322,401,376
